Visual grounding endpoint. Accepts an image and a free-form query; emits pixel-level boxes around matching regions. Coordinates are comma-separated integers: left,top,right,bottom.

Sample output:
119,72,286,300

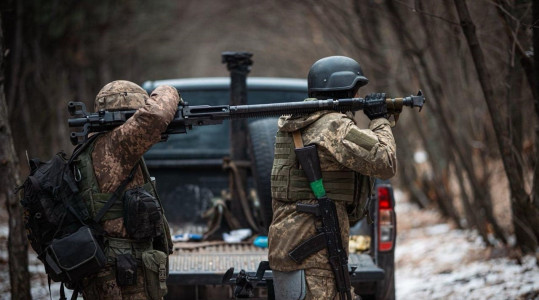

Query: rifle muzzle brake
385,90,425,114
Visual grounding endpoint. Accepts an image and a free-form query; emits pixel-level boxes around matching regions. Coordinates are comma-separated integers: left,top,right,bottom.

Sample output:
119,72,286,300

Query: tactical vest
74,139,150,221
271,131,373,222
73,136,173,254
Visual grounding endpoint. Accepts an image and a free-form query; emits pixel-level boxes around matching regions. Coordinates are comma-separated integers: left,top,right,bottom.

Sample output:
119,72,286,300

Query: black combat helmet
308,56,368,99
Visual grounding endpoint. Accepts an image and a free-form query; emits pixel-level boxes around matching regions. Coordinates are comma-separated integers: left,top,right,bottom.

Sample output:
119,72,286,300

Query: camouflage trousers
304,269,359,300
82,265,149,300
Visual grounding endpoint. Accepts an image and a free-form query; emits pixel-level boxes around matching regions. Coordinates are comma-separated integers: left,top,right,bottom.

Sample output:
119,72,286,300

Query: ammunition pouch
44,226,106,284
103,237,167,297
142,250,168,300
273,270,306,300
116,254,138,286
123,187,163,240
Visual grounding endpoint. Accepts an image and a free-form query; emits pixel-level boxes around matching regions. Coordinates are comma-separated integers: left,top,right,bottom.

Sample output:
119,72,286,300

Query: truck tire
248,118,278,234
376,251,396,300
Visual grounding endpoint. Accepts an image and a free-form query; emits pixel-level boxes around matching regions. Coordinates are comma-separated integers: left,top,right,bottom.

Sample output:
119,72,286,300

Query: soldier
268,56,397,299
77,80,180,299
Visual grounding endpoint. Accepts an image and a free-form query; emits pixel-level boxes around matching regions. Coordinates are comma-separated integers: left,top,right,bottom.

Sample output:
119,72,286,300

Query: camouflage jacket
91,85,180,237
268,109,396,275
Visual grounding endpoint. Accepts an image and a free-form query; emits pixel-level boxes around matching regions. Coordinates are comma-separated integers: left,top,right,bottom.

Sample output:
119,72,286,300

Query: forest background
0,0,538,298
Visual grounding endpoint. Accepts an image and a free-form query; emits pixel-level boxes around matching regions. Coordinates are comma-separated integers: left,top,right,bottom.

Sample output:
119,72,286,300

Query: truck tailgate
167,242,384,285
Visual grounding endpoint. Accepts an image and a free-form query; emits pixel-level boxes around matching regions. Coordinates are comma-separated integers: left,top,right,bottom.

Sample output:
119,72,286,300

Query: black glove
363,93,388,120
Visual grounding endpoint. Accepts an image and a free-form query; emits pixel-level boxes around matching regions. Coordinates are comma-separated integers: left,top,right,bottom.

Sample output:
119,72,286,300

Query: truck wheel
248,118,278,234
376,251,396,300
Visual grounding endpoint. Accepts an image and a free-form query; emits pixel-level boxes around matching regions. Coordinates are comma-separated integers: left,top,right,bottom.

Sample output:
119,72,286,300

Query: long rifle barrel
68,91,425,145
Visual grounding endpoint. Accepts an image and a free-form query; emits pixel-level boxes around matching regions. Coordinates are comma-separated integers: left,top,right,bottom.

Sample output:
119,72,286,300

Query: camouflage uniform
80,81,180,299
268,107,396,300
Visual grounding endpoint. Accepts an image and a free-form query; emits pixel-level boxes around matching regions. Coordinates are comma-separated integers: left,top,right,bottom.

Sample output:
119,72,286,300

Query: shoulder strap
93,161,139,223
75,133,139,223
292,131,304,148
68,133,103,165
139,157,152,183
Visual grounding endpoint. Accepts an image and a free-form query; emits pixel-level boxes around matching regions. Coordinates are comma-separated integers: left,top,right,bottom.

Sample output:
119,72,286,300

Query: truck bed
167,241,384,285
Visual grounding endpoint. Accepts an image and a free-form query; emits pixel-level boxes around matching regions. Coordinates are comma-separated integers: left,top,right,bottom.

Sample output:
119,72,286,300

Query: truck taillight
378,186,395,252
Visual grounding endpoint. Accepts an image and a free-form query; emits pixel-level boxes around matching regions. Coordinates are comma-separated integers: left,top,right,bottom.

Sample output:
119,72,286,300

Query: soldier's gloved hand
363,93,388,120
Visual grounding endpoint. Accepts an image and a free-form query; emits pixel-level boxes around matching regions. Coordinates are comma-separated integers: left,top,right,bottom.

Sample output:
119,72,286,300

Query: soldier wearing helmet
268,56,397,299
77,80,180,299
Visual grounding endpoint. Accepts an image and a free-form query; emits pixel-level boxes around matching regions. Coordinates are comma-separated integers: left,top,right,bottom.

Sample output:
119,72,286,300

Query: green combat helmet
307,56,369,99
94,80,149,112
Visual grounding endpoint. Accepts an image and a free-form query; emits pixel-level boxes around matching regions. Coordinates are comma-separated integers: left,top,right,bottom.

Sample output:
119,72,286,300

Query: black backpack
19,135,107,293
21,151,89,258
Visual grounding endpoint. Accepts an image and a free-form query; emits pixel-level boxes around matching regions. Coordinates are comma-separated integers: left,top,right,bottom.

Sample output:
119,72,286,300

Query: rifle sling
288,232,326,263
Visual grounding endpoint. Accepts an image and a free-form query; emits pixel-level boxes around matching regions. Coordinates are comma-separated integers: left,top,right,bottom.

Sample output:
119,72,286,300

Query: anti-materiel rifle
68,91,425,145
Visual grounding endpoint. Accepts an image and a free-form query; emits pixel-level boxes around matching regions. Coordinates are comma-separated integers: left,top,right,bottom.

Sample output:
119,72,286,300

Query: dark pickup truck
142,75,397,299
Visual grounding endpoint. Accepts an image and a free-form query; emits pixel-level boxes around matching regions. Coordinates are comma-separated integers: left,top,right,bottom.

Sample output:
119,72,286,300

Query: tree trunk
532,0,539,233
411,112,462,227
395,122,431,209
0,14,32,300
412,0,501,238
453,0,539,253
494,0,537,102
386,0,503,242
406,0,510,244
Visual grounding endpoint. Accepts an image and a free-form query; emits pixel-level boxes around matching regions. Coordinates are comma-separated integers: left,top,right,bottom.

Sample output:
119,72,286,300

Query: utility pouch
45,226,105,284
116,254,138,286
123,187,163,240
141,250,168,300
273,270,306,300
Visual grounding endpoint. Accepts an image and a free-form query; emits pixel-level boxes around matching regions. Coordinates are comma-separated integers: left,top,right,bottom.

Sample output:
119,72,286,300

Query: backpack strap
68,133,103,165
93,161,139,223
70,285,81,300
62,133,104,195
59,282,67,300
70,132,139,223
139,157,152,183
48,276,53,300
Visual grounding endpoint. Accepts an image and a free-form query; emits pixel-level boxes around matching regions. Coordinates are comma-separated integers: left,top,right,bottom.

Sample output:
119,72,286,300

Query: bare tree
291,0,538,248
534,0,539,216
382,0,505,243
453,0,538,253
2,0,536,273
0,13,31,299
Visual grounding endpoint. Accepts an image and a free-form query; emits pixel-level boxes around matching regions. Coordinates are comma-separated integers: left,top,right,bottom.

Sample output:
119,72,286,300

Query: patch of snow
0,225,8,238
425,224,450,235
395,203,539,300
398,255,539,299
